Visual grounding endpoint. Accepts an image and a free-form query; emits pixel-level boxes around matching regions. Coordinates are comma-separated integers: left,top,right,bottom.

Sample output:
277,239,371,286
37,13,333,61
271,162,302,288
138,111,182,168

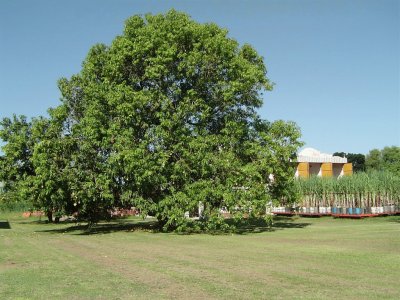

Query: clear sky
1,0,399,154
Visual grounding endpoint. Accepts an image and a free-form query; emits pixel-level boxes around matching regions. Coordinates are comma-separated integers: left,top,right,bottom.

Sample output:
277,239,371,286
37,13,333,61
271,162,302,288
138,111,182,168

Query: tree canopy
365,146,400,177
333,152,366,172
334,147,400,176
0,10,302,231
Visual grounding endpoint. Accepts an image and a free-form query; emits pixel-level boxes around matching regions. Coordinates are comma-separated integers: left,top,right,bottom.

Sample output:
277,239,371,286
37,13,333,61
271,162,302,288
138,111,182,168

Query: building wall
343,163,353,176
296,163,352,178
296,148,352,178
333,164,343,177
309,163,321,176
297,162,309,178
321,163,333,177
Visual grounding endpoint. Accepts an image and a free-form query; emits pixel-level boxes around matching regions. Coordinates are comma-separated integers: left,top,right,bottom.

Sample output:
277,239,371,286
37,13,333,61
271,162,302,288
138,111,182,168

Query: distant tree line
334,146,400,176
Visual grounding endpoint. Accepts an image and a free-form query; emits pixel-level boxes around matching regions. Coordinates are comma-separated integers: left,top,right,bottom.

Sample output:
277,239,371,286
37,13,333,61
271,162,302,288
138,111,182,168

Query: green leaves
296,171,400,208
366,146,400,176
0,10,303,230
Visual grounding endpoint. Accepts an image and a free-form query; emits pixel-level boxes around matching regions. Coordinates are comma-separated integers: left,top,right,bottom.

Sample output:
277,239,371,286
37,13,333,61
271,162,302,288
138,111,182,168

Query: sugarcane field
273,171,400,218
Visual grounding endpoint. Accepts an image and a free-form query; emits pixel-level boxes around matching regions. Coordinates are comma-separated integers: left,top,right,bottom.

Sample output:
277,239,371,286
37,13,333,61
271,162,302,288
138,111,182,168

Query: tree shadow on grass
38,216,311,236
40,218,159,235
387,216,400,223
0,220,11,229
230,216,311,235
18,220,48,225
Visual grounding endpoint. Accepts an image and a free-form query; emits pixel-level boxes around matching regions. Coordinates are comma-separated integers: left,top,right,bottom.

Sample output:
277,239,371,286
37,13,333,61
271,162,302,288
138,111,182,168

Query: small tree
0,115,36,211
0,115,35,187
28,107,77,222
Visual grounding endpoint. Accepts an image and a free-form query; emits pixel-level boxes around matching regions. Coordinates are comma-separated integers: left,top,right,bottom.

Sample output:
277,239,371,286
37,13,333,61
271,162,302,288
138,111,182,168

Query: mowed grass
0,213,399,299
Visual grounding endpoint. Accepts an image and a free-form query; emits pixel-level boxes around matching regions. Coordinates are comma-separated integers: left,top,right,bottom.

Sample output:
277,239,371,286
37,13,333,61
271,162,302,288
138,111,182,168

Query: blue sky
0,0,399,154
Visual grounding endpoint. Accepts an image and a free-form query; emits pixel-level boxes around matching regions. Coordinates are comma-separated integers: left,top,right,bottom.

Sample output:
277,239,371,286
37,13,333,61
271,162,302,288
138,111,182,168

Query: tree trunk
47,211,53,223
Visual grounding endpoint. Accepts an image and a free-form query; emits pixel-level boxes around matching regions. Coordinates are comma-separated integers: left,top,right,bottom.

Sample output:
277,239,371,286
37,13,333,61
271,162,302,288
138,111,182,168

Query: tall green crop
294,171,400,208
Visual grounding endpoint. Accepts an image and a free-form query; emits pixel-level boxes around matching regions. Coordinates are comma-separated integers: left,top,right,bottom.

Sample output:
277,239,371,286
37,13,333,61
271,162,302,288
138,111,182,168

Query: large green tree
1,10,302,230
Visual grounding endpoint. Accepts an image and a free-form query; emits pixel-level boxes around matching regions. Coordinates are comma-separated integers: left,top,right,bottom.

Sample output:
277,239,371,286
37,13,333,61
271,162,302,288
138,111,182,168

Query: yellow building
296,148,352,178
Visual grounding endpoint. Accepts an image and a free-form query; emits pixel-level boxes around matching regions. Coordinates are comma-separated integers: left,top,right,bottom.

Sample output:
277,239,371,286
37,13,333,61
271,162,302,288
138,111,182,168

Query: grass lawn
0,213,399,299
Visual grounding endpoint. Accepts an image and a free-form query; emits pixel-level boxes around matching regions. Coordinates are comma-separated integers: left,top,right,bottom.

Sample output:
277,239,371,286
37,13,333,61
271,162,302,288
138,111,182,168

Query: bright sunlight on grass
1,213,399,299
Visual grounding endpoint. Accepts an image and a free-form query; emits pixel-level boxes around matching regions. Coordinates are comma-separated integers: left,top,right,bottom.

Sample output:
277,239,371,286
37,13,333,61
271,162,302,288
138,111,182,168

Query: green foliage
0,190,31,212
347,153,366,172
0,115,36,211
365,146,400,176
334,147,400,175
365,149,381,170
295,171,400,207
0,115,35,190
0,10,302,230
333,152,366,172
